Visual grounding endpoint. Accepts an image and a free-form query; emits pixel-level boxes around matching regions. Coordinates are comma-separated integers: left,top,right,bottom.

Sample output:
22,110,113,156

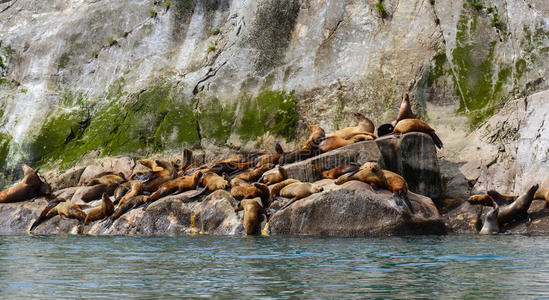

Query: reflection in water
0,235,549,298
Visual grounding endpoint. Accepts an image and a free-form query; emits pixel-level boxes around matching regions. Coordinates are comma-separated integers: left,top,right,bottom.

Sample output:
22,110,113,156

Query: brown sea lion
382,170,414,213
395,93,415,124
269,179,300,201
80,183,119,203
335,162,387,188
141,160,177,193
393,119,443,149
278,182,324,210
234,163,275,182
231,177,251,187
231,183,270,206
318,131,376,153
145,171,202,204
84,193,115,225
0,164,51,203
29,198,67,231
467,194,494,206
332,113,375,139
49,201,87,223
202,171,229,191
480,201,500,234
321,164,359,179
497,184,538,225
255,141,284,167
235,197,264,235
534,188,549,204
261,167,288,185
86,173,126,186
486,190,516,206
111,195,147,220
118,180,144,206
302,124,326,150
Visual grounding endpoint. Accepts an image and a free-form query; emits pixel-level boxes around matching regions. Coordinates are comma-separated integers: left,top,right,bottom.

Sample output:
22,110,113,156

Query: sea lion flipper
189,186,208,199
393,192,414,214
428,132,443,149
279,197,298,211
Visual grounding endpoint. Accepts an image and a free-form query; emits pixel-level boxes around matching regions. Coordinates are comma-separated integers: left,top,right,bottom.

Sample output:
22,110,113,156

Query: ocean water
0,234,548,299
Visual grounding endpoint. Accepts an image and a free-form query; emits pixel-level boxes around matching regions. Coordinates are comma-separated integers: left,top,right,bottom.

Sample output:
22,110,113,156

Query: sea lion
321,164,359,179
302,124,326,150
80,183,119,202
29,198,67,231
142,160,177,193
382,170,414,213
231,183,270,206
332,113,375,139
84,193,115,225
118,180,144,206
278,182,323,210
231,177,251,187
47,201,87,224
395,93,415,124
534,188,549,204
484,190,516,206
376,123,394,137
393,119,443,149
497,184,538,225
145,171,202,204
86,173,126,186
113,182,131,205
467,194,494,206
235,197,264,235
261,167,288,185
318,131,376,153
479,202,500,234
278,149,315,165
202,172,229,191
0,164,51,203
234,163,274,182
335,162,387,189
255,141,284,167
111,195,147,220
269,179,300,201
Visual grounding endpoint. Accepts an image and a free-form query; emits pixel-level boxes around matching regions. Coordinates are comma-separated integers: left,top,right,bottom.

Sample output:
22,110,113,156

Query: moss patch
0,132,11,170
450,6,512,126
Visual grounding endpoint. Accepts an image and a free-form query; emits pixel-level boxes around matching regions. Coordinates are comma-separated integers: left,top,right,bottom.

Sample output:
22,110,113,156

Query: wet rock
32,215,82,236
53,187,80,200
0,198,48,234
442,201,486,234
48,167,86,190
194,191,243,235
268,181,445,237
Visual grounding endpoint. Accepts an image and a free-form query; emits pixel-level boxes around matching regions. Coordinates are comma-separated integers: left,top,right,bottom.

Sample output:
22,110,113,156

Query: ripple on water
1,235,549,298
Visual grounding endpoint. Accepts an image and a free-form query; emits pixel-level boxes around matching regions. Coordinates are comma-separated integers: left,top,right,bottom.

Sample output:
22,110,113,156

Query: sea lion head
376,123,394,137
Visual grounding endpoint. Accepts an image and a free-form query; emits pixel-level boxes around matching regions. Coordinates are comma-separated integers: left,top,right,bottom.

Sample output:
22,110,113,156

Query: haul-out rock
268,181,445,237
272,132,442,199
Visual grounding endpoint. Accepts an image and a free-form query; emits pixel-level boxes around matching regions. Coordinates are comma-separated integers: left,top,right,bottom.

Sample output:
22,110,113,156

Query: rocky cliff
0,0,548,198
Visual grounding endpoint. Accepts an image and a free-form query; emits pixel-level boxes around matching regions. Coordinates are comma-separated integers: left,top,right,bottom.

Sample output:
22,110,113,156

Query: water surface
1,235,548,299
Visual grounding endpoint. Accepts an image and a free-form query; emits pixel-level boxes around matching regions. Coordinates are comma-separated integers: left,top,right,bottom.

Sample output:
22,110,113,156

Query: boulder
78,156,135,186
268,181,445,237
0,198,48,234
270,132,442,199
48,166,86,190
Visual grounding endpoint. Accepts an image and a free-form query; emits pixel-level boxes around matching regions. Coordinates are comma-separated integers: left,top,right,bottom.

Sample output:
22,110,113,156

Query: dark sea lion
255,141,284,167
278,182,323,210
261,167,288,185
269,179,300,201
497,184,538,225
234,164,274,182
86,173,126,186
486,190,517,205
113,182,131,205
29,198,67,231
235,197,264,235
480,202,500,235
84,193,115,225
278,149,315,165
81,183,119,203
376,123,394,137
332,113,375,139
393,119,443,149
321,164,359,179
0,164,51,203
395,93,415,124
